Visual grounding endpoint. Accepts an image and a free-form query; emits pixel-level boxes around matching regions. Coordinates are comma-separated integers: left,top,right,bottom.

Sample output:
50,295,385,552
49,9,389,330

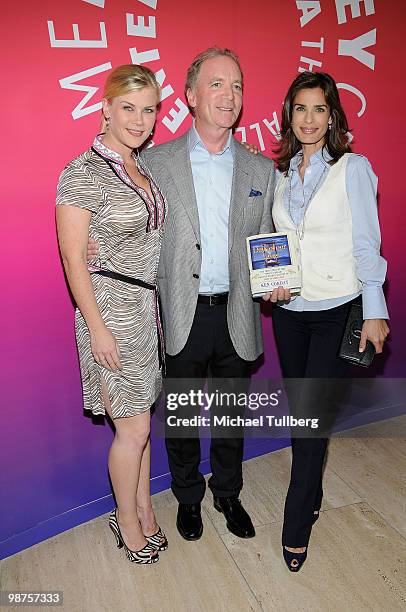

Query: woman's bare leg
101,378,157,556
136,439,162,538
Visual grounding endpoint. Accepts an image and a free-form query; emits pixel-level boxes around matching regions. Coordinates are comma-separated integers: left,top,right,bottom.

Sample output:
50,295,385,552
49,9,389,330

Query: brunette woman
272,71,389,571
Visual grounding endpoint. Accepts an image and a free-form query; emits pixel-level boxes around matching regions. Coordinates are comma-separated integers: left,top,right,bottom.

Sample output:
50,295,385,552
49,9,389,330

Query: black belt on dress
90,268,165,373
90,268,156,290
197,293,229,306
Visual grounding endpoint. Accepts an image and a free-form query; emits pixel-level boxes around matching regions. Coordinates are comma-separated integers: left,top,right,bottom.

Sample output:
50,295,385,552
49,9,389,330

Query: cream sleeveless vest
273,153,361,301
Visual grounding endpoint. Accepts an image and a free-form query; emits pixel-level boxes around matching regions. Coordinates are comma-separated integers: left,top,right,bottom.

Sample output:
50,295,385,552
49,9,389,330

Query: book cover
246,232,301,297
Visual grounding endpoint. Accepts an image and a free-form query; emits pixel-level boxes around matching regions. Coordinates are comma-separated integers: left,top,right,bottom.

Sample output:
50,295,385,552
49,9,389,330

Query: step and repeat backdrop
2,1,404,557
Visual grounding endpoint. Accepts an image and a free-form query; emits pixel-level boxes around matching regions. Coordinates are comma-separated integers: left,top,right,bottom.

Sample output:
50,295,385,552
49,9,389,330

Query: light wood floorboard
222,502,406,612
1,430,405,612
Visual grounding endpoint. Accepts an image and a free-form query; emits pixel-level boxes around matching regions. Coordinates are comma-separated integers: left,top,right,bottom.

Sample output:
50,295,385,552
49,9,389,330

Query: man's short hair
185,47,243,96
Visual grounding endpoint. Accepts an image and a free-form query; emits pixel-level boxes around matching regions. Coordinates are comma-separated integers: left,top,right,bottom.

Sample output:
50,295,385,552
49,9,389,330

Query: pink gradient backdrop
2,1,405,557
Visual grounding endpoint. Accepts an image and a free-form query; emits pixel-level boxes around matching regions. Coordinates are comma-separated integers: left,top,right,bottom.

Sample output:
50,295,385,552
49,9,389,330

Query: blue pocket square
249,188,262,197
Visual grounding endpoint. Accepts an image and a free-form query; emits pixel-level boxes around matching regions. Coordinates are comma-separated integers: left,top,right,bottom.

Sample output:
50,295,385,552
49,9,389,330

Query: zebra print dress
56,136,166,419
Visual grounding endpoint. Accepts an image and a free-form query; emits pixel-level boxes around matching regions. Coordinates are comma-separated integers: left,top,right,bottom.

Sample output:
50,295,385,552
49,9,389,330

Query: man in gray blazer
142,47,277,541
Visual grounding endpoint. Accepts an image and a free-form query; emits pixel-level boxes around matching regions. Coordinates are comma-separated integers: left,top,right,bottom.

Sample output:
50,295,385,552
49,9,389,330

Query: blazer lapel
167,132,200,242
229,141,253,251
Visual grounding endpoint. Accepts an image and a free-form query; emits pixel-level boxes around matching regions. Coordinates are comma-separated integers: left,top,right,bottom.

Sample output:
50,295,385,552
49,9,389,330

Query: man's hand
243,142,259,155
360,319,389,354
87,236,99,262
262,287,291,303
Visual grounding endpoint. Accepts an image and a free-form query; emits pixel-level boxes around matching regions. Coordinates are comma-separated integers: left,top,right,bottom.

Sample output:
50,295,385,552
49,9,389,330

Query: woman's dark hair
275,71,351,174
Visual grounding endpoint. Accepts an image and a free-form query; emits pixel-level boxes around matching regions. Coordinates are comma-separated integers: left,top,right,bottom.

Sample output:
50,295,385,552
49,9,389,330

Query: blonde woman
56,65,167,564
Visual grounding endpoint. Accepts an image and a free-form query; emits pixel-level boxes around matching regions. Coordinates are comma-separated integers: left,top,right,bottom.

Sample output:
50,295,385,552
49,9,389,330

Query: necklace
287,164,328,240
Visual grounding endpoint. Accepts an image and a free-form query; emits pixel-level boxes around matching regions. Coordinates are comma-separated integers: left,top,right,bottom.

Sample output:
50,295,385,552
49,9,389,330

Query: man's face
187,55,243,131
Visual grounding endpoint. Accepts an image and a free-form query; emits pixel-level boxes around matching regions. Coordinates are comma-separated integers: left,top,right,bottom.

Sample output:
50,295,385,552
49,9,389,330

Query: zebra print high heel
145,526,168,551
109,509,159,564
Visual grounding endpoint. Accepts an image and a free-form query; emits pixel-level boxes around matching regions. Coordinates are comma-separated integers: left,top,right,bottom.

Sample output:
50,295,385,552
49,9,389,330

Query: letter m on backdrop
59,63,112,120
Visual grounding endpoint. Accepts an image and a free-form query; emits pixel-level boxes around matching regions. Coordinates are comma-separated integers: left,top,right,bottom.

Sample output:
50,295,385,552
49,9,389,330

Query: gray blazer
142,130,275,361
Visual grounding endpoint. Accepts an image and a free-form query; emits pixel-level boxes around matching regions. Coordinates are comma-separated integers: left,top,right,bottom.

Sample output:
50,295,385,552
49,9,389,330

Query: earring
105,116,110,130
328,121,332,130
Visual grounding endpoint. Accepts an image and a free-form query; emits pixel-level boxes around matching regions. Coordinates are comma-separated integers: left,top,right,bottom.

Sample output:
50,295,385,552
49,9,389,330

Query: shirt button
193,273,199,279
210,259,214,264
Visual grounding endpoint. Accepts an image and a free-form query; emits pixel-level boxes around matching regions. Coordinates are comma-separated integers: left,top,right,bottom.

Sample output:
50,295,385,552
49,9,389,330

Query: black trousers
272,301,351,547
164,302,252,504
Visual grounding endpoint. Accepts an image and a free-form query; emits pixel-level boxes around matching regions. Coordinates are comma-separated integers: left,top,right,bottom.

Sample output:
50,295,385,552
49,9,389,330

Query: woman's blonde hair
100,64,161,132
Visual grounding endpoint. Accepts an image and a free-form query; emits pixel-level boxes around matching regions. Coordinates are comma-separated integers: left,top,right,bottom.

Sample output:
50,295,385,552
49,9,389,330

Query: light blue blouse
276,148,388,320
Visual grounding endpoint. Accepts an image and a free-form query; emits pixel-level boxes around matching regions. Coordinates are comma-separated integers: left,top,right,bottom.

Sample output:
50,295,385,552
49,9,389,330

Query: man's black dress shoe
213,496,255,538
176,503,203,541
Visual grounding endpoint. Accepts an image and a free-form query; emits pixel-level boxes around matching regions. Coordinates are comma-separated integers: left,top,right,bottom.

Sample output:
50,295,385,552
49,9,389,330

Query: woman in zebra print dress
56,65,167,564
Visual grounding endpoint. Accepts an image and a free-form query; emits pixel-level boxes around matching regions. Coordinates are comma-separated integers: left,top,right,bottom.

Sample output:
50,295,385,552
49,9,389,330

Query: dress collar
92,134,137,165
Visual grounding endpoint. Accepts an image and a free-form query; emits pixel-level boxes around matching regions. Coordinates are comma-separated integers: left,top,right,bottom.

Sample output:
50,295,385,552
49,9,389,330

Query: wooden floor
2,418,406,612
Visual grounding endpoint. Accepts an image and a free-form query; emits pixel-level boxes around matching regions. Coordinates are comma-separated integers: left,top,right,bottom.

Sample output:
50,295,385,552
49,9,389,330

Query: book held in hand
246,232,301,297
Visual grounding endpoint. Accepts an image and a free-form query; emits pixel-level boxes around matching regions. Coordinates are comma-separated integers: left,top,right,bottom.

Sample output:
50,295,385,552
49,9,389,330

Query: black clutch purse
339,300,375,367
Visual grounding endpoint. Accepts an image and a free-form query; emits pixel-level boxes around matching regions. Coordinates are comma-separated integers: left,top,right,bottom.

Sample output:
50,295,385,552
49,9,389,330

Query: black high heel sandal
109,509,159,564
283,546,308,572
